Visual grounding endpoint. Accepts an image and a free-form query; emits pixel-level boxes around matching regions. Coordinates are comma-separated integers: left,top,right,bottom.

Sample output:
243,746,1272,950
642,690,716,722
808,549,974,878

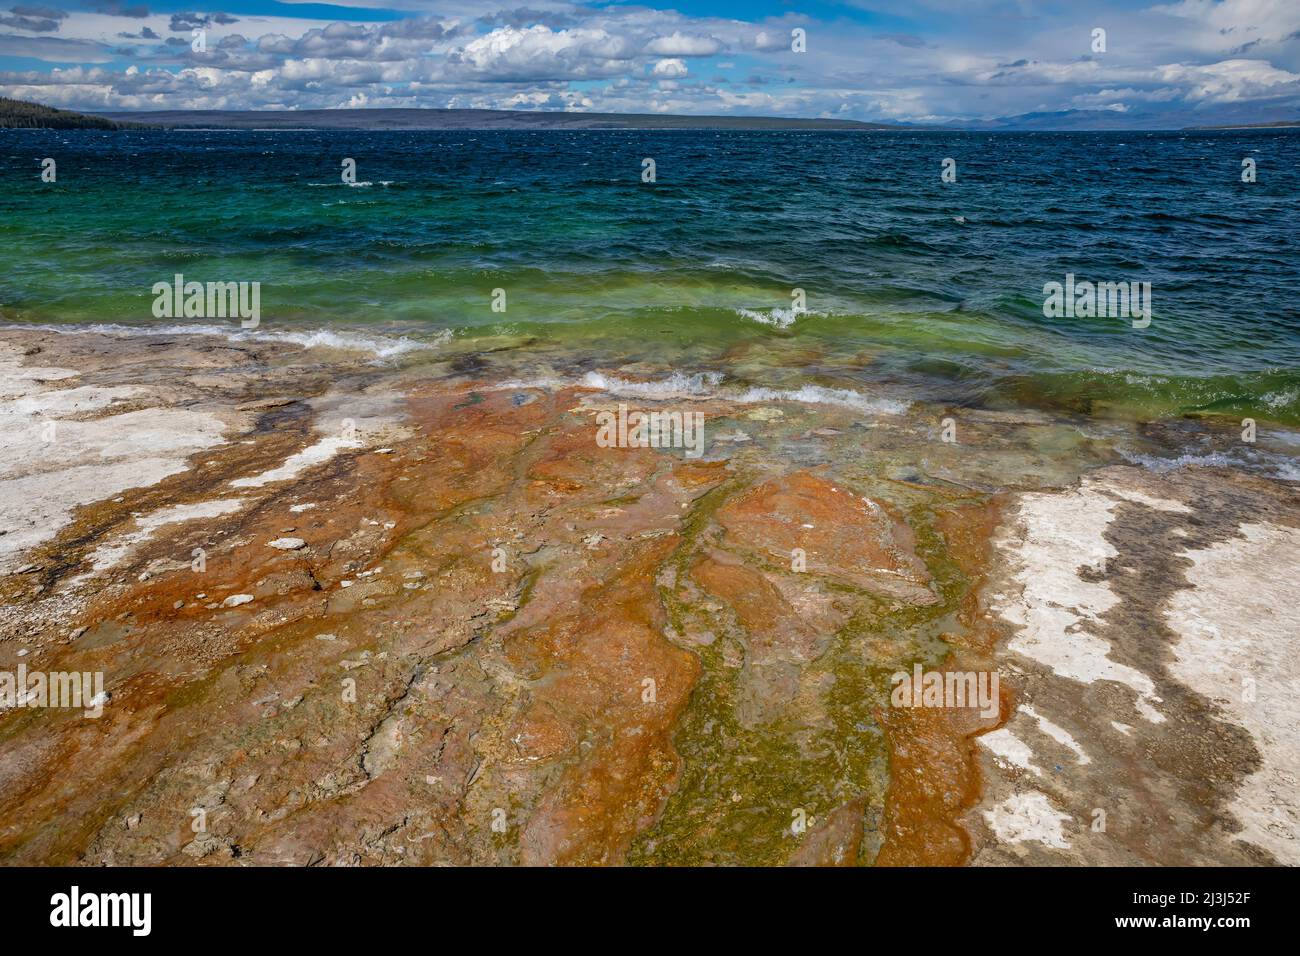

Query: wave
2,322,446,360
736,307,802,329
581,370,723,399
579,371,910,414
730,384,909,416
1120,448,1299,483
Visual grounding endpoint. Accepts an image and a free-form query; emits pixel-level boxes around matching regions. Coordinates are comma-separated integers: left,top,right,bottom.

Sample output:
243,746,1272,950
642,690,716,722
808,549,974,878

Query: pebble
221,594,254,608
268,537,306,550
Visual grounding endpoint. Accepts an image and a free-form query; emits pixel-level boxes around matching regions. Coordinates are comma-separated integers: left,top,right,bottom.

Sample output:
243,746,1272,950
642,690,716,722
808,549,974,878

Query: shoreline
0,326,1295,865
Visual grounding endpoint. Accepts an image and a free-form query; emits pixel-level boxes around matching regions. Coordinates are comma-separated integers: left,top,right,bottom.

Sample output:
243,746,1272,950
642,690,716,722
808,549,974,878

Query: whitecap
735,307,808,329
580,370,723,399
3,323,448,360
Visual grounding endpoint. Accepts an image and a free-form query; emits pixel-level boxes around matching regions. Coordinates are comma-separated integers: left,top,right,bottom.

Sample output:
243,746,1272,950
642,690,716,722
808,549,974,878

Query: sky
0,1,1298,125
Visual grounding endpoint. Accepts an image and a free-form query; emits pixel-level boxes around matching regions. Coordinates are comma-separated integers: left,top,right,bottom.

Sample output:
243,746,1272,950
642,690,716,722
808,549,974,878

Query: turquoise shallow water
1,127,1298,424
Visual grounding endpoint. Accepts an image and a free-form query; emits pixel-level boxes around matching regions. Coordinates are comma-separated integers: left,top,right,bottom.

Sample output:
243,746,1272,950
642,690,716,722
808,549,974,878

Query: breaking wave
4,323,446,360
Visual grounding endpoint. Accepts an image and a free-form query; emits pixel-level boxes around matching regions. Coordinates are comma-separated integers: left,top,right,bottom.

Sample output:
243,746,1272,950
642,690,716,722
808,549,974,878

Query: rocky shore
1,327,1294,866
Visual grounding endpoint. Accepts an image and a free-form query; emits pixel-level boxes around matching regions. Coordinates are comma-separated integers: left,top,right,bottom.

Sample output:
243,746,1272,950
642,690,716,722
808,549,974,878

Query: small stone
16,648,28,657
69,626,88,640
268,537,306,550
221,594,254,608
173,600,185,610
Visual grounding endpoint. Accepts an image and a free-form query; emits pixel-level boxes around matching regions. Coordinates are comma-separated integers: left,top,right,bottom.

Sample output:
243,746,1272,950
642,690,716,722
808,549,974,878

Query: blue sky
1,1,1298,125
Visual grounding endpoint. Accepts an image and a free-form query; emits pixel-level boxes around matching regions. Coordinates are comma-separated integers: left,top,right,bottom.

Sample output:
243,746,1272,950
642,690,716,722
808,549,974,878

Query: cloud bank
0,1,1296,126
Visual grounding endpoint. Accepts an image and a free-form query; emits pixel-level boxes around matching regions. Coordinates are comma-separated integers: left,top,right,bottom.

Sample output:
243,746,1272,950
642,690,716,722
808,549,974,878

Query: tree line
0,97,130,130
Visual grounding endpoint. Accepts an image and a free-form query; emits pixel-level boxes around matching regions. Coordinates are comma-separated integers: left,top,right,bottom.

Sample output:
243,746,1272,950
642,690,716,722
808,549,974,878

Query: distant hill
88,107,906,131
1184,120,1300,130
954,109,1179,131
957,105,1300,132
0,97,128,130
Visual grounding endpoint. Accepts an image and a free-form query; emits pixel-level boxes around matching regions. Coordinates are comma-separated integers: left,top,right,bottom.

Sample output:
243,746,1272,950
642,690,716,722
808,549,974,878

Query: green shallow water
2,127,1298,430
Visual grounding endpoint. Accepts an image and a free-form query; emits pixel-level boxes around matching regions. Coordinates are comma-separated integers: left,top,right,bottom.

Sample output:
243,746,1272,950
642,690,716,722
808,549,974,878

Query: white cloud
1157,57,1300,101
449,25,634,80
643,32,721,56
0,3,1296,124
651,57,687,78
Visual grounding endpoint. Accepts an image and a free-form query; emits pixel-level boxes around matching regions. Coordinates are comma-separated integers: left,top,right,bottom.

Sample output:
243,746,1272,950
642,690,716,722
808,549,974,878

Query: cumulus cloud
449,25,635,81
1157,57,1300,102
651,57,687,78
644,32,721,56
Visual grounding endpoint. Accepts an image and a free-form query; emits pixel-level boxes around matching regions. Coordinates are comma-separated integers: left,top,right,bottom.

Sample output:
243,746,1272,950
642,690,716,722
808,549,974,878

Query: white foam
1120,448,1299,483
735,307,799,329
574,371,909,416
580,370,723,399
3,323,446,360
731,384,909,416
